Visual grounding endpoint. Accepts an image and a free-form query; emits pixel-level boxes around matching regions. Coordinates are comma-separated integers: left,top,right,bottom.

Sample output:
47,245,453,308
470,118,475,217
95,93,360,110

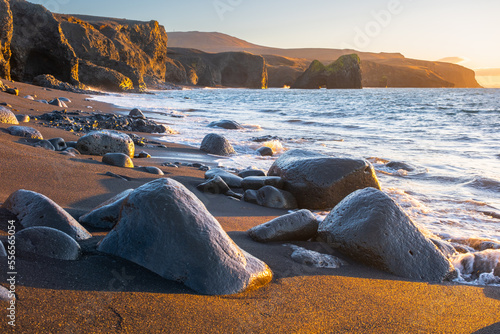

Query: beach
0,80,499,333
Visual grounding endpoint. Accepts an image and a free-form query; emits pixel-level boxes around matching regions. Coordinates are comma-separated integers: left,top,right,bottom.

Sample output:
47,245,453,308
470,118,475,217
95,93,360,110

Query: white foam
285,244,348,269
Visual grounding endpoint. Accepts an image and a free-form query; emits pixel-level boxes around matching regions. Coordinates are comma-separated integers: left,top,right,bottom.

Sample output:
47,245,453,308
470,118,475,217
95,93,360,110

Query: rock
5,87,18,95
0,286,14,302
97,178,272,295
237,168,266,178
205,168,243,188
208,120,243,130
385,161,416,172
32,74,83,93
48,137,67,151
24,95,34,100
244,186,297,210
256,146,273,157
33,140,55,151
129,108,146,119
48,98,68,108
292,55,362,89
0,241,6,257
241,176,284,191
225,190,243,200
79,189,133,229
58,97,71,103
78,59,134,92
200,133,235,156
2,189,91,240
77,130,135,157
137,151,151,158
248,209,318,242
0,0,13,80
102,153,134,168
0,106,19,124
318,187,455,282
197,176,230,194
66,141,77,148
15,226,81,260
63,147,80,155
136,166,164,175
15,114,30,123
7,125,43,139
268,149,380,210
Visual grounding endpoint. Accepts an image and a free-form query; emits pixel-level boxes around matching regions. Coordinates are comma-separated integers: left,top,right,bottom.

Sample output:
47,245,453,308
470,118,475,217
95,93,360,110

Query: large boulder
102,152,134,168
241,176,284,191
15,226,81,260
268,150,380,210
248,209,318,242
205,168,242,188
78,60,133,92
79,189,133,229
318,187,455,282
97,178,272,295
208,120,243,130
0,106,19,124
7,125,43,139
292,55,362,89
9,0,78,84
32,74,84,93
0,0,13,80
2,189,91,240
200,133,235,156
76,130,135,157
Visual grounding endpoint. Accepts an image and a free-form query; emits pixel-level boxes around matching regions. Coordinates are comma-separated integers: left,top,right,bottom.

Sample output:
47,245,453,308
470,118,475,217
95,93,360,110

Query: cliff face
0,0,13,80
264,55,309,87
167,47,268,89
292,55,362,89
9,0,79,84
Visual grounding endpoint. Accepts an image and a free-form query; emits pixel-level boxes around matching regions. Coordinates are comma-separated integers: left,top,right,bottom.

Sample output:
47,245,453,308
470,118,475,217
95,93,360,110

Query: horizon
27,0,500,87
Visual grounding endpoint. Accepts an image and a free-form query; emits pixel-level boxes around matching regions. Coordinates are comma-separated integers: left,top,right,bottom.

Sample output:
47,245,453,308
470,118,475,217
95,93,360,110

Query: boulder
32,74,83,93
244,186,297,210
197,176,230,194
248,209,318,242
241,176,284,191
48,137,67,151
78,59,134,92
97,178,272,295
33,139,55,151
208,120,243,130
48,98,68,108
79,189,133,229
200,133,235,156
102,153,134,168
237,168,266,178
7,125,43,139
77,130,135,157
2,189,91,240
0,0,13,80
15,114,30,123
137,151,151,158
135,166,164,175
205,168,243,188
15,226,81,260
268,149,380,210
129,108,146,119
0,106,19,124
318,187,455,282
5,87,18,95
256,146,273,157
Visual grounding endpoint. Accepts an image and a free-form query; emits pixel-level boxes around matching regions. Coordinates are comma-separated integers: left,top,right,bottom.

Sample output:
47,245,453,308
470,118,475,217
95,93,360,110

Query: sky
29,0,500,71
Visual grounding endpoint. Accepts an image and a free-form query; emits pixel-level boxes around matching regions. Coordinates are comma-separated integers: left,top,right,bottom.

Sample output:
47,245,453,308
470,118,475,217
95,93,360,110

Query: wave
451,250,500,285
466,176,500,192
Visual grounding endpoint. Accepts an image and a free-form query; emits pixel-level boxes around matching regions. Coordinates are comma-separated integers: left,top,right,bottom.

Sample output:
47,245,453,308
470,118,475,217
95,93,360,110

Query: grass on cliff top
309,54,361,74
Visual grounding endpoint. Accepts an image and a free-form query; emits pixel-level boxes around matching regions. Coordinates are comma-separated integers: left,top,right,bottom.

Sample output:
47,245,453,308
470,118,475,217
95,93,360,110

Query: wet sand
0,79,499,333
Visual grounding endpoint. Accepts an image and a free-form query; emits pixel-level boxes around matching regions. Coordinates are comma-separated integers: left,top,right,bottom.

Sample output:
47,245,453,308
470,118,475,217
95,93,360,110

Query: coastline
1,81,500,333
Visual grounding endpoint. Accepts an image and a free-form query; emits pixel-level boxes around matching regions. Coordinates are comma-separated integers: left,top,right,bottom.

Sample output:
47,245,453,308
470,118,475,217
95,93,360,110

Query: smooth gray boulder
242,176,284,191
208,120,243,130
76,130,135,158
15,226,81,260
135,166,164,175
48,137,67,151
97,178,272,295
33,140,55,151
318,187,455,282
257,146,273,156
200,133,235,156
205,168,243,188
244,186,297,209
7,126,43,140
248,209,318,242
0,106,19,124
2,190,91,241
238,168,266,178
268,149,381,210
102,153,134,168
79,189,133,229
197,176,230,194
129,108,146,119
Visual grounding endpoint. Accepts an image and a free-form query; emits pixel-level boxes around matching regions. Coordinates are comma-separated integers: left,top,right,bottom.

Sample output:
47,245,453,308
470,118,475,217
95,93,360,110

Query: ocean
92,87,500,285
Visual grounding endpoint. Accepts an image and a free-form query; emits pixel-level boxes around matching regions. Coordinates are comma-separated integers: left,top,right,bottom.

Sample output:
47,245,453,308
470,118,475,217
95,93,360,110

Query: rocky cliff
263,55,309,88
167,47,268,89
292,55,362,89
0,0,13,80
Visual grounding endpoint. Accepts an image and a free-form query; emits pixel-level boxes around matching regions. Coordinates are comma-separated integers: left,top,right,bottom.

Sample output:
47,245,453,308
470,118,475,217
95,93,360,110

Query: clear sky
29,0,500,70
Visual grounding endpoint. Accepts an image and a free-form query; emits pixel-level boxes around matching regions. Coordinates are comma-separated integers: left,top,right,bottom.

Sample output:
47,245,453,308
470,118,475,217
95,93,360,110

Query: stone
102,153,134,168
32,74,83,93
24,95,34,100
48,98,68,108
318,187,455,282
66,141,77,148
257,146,273,156
97,178,272,295
129,108,146,119
0,286,14,302
208,120,243,130
0,106,19,124
15,226,81,260
79,189,133,229
268,149,381,210
62,147,80,155
197,176,230,194
59,97,71,103
244,186,297,210
48,137,67,151
237,168,266,178
15,114,30,123
241,176,284,191
136,166,164,175
200,133,235,156
5,87,18,95
78,59,133,92
33,140,55,151
248,209,318,242
77,130,135,157
205,168,243,188
137,151,151,159
2,189,91,240
7,125,43,139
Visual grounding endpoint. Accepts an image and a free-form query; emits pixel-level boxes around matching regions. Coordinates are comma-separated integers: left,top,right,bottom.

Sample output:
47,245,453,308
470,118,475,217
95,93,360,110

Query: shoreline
1,80,500,333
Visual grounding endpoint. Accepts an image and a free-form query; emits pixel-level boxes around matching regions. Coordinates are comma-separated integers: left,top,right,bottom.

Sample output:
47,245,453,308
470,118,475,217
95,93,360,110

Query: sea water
92,88,500,285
